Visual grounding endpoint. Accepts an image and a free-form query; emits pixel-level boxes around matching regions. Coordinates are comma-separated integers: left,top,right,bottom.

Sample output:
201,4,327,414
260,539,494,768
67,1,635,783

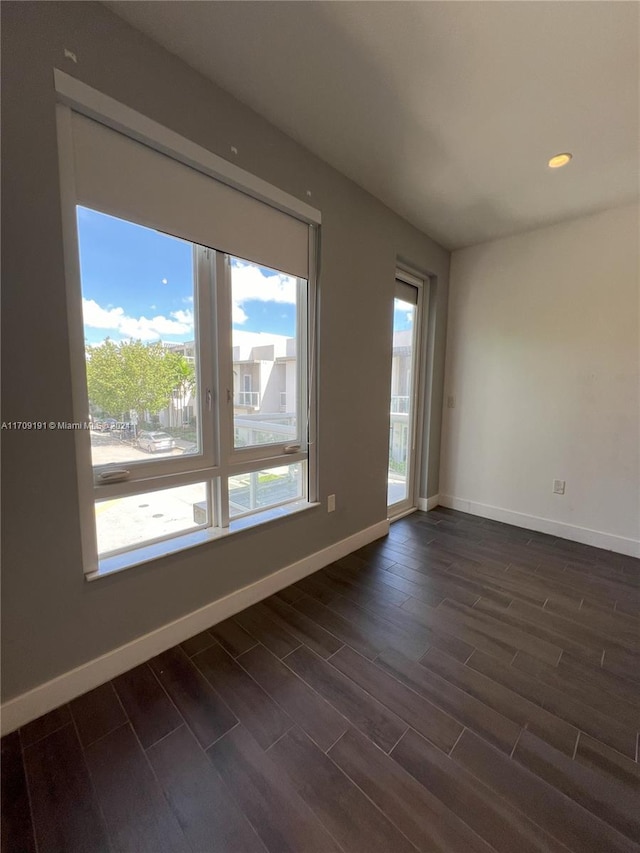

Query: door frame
388,267,428,520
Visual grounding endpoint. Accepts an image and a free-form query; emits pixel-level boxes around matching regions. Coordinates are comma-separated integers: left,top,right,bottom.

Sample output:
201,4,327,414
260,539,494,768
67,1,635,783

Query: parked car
137,431,177,453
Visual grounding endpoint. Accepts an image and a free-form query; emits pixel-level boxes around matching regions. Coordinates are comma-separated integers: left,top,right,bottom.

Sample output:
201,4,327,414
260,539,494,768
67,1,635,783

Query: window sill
87,499,321,581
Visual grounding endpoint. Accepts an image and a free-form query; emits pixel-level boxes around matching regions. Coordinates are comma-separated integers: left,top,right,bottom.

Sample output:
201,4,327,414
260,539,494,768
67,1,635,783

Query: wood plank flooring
2,508,639,853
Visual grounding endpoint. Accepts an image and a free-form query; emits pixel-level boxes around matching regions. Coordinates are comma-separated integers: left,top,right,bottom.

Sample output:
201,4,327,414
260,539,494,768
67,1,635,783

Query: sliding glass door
388,274,423,517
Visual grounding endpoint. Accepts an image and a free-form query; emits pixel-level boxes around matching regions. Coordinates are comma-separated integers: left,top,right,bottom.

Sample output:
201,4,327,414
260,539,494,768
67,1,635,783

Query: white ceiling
107,1,639,250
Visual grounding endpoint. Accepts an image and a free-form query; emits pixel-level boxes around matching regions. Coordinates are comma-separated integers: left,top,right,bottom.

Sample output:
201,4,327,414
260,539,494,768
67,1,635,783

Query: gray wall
1,1,449,700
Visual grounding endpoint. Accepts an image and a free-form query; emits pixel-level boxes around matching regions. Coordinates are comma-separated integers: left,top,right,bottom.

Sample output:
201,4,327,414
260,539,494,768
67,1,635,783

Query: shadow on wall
308,2,518,248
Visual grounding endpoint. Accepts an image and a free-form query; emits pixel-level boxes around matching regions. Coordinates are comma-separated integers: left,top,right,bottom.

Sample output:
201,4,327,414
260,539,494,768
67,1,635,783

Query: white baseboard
438,495,640,558
418,495,440,512
0,519,389,736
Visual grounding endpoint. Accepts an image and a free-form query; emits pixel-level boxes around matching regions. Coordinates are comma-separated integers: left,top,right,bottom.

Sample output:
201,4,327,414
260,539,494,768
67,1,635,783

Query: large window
57,88,318,576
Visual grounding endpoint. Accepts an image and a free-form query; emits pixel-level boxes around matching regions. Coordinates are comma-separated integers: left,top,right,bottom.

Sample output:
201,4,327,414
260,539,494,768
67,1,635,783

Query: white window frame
224,269,308,463
78,243,217,486
54,70,320,578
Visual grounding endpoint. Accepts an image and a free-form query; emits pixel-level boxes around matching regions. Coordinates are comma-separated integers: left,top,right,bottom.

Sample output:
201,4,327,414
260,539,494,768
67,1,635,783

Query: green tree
166,353,196,426
86,339,180,419
168,353,196,401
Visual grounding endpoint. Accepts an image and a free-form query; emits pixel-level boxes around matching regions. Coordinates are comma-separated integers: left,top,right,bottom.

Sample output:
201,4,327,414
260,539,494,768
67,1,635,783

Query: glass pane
230,257,301,449
96,482,208,557
228,462,304,518
77,207,200,467
388,298,415,506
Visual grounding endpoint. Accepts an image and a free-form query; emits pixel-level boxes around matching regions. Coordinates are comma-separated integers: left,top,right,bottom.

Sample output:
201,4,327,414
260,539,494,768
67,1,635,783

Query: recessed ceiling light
548,153,572,169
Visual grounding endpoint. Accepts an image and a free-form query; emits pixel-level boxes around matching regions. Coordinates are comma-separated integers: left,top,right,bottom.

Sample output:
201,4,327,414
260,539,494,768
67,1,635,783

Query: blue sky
77,206,297,344
393,300,414,332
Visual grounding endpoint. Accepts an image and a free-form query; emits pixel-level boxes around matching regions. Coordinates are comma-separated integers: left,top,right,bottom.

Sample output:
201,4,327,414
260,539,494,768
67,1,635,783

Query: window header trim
53,69,321,228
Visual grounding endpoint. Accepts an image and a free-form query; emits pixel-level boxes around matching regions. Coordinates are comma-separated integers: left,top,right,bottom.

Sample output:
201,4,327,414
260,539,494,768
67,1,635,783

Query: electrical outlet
327,494,336,512
447,395,455,408
553,479,566,495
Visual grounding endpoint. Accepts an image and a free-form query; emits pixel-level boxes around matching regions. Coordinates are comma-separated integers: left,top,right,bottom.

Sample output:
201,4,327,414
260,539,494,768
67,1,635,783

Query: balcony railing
235,391,260,408
390,395,410,414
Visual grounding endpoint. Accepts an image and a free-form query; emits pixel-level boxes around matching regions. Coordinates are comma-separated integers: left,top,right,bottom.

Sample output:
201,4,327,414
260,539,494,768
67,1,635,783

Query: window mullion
195,246,216,470
216,477,230,529
215,252,234,469
92,465,219,500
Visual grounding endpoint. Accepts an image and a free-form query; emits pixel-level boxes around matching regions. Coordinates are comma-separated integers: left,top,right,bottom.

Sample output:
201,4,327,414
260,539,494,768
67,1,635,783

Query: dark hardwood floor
2,508,639,853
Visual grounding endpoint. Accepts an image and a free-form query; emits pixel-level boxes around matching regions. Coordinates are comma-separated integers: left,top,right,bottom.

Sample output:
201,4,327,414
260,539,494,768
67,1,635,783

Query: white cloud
84,261,295,337
233,303,248,325
170,309,193,325
83,298,193,341
231,262,296,325
82,300,126,329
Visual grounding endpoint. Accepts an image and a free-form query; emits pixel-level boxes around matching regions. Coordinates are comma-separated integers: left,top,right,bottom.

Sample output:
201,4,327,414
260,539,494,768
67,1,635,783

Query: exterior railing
390,395,410,414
